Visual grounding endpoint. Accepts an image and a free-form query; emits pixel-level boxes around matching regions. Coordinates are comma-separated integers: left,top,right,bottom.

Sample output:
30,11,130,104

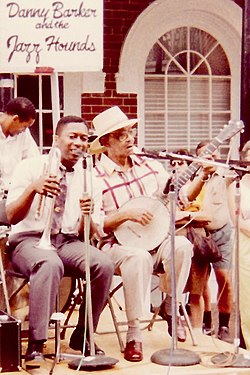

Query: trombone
35,146,61,250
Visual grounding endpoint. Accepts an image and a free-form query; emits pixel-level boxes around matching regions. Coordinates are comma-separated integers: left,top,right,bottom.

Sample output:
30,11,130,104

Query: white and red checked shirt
94,151,170,238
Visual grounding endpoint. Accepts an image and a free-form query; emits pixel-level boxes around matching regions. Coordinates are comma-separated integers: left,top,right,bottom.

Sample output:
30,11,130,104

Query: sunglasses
170,160,185,167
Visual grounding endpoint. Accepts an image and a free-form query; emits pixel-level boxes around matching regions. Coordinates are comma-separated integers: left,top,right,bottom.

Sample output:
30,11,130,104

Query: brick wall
81,1,153,128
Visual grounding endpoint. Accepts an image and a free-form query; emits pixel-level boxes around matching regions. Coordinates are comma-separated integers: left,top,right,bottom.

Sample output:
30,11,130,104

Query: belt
149,249,157,255
208,223,227,234
149,246,159,255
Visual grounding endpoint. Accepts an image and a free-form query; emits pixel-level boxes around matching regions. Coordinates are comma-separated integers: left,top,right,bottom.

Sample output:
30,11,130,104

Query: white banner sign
0,0,103,72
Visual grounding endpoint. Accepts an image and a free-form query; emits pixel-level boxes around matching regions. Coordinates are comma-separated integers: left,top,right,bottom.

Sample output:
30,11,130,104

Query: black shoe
218,326,233,344
158,300,170,321
69,329,105,356
158,302,186,342
25,341,45,367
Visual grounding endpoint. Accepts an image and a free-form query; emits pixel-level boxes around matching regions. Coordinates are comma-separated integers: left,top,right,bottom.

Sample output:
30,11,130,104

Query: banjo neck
175,120,244,195
175,139,220,194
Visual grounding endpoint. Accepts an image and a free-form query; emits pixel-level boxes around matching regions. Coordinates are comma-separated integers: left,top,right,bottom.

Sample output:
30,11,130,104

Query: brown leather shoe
124,340,143,362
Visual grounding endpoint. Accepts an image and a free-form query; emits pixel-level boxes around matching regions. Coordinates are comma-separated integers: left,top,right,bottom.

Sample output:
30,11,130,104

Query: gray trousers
8,231,114,342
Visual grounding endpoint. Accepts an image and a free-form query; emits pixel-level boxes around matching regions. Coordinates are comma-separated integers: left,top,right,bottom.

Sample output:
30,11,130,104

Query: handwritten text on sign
0,0,103,72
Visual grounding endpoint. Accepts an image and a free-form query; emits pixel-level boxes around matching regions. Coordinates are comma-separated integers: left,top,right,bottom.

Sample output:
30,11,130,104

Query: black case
0,310,21,372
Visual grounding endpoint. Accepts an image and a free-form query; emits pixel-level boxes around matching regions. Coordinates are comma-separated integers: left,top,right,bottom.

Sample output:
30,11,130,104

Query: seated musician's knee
120,248,153,274
134,249,153,268
93,254,114,280
31,256,64,279
103,256,115,275
175,235,193,258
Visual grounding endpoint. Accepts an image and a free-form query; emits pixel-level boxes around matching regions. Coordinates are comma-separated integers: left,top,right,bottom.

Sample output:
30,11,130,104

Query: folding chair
0,231,84,362
0,226,12,315
98,272,198,352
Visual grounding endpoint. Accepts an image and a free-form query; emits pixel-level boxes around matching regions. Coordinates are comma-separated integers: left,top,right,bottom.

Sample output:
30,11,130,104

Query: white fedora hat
89,106,138,154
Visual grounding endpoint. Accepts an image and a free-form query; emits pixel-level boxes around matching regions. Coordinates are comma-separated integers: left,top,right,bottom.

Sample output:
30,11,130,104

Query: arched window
144,27,231,155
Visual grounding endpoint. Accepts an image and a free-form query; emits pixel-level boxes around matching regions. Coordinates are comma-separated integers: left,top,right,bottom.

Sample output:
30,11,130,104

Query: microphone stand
151,182,201,366
211,172,250,368
142,150,250,368
137,151,250,173
68,155,118,371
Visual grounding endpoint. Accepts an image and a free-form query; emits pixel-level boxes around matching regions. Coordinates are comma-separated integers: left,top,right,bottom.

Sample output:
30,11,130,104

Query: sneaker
217,326,233,344
202,323,215,336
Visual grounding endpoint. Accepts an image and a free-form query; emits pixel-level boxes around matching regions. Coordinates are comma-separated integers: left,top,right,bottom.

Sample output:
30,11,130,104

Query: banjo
114,196,170,250
114,120,244,250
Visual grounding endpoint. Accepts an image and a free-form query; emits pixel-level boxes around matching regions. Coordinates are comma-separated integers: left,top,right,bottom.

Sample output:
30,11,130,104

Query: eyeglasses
110,128,137,142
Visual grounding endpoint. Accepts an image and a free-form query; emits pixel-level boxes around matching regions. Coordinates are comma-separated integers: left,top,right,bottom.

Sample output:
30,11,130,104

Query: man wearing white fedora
90,106,193,362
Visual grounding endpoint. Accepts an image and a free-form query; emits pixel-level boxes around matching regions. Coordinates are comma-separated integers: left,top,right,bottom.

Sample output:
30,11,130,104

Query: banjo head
114,196,170,250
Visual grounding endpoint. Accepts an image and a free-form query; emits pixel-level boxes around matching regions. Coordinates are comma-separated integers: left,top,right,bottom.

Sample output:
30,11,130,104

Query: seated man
90,106,193,362
6,115,114,367
0,96,39,224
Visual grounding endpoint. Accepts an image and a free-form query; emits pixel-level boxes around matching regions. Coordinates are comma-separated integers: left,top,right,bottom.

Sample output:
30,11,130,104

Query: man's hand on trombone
35,175,60,198
6,175,60,225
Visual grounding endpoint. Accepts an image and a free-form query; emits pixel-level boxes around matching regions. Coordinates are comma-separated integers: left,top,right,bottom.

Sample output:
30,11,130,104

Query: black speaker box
0,310,21,372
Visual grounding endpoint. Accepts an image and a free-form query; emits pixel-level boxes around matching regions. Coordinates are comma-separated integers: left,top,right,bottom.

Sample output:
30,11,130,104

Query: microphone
82,157,87,170
141,147,166,155
163,177,172,195
81,152,90,169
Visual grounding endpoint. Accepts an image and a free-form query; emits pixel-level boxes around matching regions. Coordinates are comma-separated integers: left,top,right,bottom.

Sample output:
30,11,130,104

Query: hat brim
88,143,107,155
89,118,138,155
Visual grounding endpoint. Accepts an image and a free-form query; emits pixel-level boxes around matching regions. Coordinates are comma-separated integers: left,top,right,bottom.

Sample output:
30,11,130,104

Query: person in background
170,148,192,167
180,141,233,342
169,149,191,178
228,140,250,349
90,106,193,362
0,96,39,193
6,115,114,367
0,97,39,224
169,149,211,334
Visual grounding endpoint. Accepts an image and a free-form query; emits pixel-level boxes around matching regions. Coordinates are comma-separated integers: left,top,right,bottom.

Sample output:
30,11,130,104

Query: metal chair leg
180,301,198,346
107,296,125,353
49,296,66,375
146,305,161,331
0,244,11,314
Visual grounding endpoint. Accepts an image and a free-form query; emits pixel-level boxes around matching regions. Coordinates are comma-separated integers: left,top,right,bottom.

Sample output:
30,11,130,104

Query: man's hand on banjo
126,208,153,226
